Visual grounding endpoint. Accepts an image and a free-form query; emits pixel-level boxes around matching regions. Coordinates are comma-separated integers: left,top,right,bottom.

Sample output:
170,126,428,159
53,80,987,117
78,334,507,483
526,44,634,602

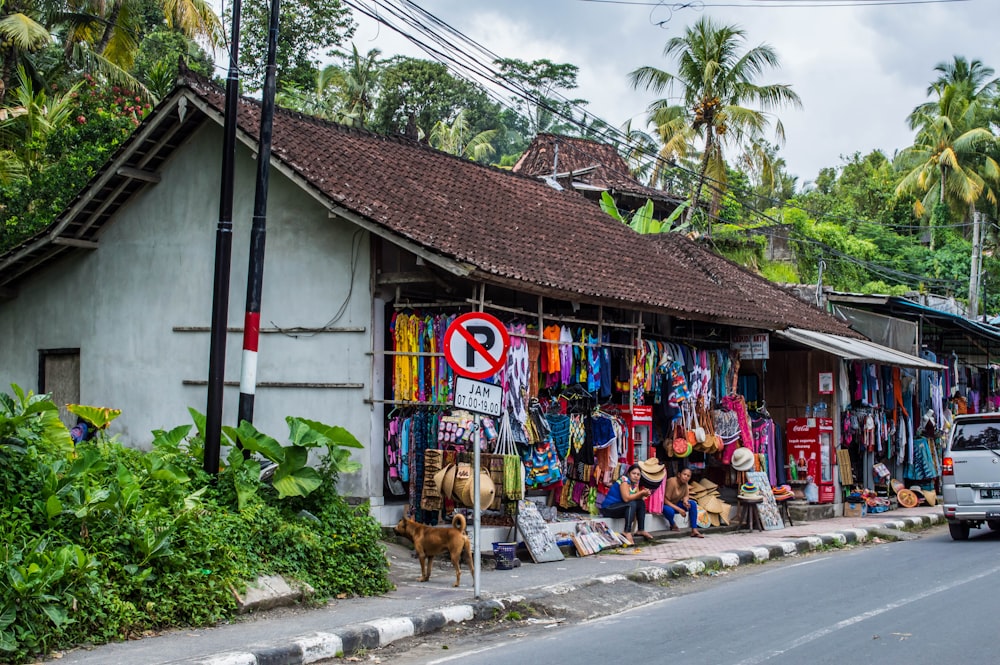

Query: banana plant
0,384,73,454
599,192,691,234
221,416,363,504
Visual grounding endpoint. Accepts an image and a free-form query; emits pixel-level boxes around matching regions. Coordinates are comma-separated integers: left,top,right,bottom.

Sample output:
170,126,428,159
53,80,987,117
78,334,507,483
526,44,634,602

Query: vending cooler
785,417,835,503
608,405,653,464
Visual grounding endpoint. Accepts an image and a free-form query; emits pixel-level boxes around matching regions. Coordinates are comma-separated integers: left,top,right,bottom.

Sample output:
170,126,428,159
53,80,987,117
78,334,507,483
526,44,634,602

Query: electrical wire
344,0,978,290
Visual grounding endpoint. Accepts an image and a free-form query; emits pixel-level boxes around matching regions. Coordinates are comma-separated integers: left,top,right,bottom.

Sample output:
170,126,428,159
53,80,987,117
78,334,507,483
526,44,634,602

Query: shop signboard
453,376,503,417
731,332,769,359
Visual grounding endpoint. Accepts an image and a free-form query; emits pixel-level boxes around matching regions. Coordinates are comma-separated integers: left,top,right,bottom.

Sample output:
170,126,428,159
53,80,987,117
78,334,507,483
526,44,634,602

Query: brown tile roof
512,133,682,206
0,72,856,338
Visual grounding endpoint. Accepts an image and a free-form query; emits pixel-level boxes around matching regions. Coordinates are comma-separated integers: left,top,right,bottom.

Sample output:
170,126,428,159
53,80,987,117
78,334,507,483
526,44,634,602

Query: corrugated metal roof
776,327,945,369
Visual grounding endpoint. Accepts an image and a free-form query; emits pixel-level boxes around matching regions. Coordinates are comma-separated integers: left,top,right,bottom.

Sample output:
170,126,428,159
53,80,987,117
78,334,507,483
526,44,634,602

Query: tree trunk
968,207,981,319
0,55,9,106
930,167,947,251
685,129,714,232
95,1,123,55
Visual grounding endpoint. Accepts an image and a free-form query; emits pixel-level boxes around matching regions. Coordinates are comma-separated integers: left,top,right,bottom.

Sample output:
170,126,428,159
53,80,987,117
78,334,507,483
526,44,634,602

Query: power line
576,0,969,6
345,0,978,291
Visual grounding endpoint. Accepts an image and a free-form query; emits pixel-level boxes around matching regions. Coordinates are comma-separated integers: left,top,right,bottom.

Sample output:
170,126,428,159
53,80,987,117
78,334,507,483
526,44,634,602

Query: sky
340,0,997,186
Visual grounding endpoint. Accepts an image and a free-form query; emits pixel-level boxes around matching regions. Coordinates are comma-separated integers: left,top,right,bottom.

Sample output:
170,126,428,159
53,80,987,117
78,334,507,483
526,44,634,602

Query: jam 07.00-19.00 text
453,376,503,417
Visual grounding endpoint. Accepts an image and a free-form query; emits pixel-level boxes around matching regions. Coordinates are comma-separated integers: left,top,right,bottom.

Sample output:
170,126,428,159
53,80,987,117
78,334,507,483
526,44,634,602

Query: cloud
349,0,998,182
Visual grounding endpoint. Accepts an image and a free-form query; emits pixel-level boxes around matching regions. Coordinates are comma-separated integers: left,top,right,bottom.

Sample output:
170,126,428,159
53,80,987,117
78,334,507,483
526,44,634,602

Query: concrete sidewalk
52,507,944,665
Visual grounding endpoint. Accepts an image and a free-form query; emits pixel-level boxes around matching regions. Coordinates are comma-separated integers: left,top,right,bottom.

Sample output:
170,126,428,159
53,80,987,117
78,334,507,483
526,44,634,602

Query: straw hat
434,464,459,501
910,486,937,506
698,478,719,491
638,458,666,485
702,495,725,515
896,488,919,508
739,482,763,502
453,468,496,508
731,447,755,472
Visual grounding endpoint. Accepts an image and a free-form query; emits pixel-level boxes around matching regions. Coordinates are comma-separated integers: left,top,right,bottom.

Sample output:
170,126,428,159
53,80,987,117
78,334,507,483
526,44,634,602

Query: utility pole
204,0,243,475
237,0,280,430
969,209,982,319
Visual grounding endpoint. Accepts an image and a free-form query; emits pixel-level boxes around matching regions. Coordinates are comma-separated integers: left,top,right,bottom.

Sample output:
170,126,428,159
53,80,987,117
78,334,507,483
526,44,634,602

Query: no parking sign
443,312,510,380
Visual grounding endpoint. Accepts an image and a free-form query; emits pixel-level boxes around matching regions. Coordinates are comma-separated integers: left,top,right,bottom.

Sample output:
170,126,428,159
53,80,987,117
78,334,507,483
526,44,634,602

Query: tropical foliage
629,16,801,228
0,385,389,664
2,1,1000,313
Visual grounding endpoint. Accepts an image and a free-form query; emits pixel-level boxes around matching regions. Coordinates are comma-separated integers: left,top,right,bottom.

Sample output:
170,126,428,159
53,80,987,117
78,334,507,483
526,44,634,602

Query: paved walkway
53,507,944,665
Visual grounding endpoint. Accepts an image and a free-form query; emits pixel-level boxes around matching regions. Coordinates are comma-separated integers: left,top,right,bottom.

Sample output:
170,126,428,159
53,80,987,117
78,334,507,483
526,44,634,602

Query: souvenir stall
382,297,783,536
838,361,944,511
383,303,644,529
768,328,946,514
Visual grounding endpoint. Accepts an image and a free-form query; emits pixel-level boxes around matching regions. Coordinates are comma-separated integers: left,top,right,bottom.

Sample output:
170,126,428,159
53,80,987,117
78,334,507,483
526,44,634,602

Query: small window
951,421,1000,451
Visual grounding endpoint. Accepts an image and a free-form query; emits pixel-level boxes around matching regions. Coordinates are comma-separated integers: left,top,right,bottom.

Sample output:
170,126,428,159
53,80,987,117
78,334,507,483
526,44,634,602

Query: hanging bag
671,419,692,457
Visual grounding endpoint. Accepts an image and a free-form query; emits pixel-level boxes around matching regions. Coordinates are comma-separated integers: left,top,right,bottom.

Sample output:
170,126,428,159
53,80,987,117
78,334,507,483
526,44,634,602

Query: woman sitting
600,463,653,544
663,467,704,538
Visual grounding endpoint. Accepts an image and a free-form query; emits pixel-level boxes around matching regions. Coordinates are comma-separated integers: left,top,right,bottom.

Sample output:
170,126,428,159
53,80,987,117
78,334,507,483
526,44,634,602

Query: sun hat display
731,447,755,472
697,478,719,491
452,466,496,508
434,464,459,502
909,485,937,506
638,458,667,487
896,488,919,508
738,482,763,502
771,484,794,501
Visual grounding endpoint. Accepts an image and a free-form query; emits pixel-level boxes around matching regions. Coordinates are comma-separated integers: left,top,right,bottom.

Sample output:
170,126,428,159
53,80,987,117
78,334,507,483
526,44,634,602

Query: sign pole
473,412,481,599
442,311,509,601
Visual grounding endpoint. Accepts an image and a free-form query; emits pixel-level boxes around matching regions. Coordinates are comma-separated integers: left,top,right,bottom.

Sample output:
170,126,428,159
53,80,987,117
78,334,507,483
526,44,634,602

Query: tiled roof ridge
165,72,857,337
179,71,567,193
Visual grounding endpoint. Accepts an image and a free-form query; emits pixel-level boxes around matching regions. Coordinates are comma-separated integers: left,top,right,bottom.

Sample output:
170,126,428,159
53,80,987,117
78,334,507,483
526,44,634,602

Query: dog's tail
451,513,467,531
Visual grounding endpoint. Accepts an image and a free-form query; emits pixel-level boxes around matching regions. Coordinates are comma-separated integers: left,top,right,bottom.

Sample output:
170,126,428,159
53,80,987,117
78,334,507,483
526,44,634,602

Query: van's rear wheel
949,521,971,540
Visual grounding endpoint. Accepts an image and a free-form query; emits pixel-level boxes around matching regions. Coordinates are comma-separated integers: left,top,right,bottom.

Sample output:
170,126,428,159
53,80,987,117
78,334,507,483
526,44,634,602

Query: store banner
732,332,770,360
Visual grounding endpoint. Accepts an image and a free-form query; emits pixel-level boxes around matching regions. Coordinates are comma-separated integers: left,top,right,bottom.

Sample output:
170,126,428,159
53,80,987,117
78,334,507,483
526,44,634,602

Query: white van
942,413,1000,540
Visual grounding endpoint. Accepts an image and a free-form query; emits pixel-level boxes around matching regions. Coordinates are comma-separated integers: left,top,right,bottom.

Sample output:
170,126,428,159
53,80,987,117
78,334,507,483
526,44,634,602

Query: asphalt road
371,523,1000,665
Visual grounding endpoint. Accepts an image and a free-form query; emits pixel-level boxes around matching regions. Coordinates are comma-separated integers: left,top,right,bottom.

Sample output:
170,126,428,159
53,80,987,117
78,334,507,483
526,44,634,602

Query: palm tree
0,0,52,104
334,44,380,128
66,0,221,69
0,65,79,172
912,56,1000,119
427,108,497,162
276,45,381,128
896,71,999,250
629,16,801,226
276,66,343,120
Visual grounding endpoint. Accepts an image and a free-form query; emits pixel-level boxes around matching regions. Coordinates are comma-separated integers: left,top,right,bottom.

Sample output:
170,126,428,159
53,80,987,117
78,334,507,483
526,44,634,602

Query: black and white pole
204,0,243,475
237,0,280,429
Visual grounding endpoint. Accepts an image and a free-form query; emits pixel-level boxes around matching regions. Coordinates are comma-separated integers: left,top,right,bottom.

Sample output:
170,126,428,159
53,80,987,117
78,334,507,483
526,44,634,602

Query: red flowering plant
0,76,154,251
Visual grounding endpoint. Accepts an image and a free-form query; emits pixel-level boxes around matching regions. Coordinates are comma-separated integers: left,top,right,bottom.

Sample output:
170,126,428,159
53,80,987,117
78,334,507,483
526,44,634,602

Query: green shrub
0,385,390,663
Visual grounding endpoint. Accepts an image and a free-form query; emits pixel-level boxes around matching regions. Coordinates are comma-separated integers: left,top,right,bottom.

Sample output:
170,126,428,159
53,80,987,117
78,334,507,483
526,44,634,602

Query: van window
952,422,1000,451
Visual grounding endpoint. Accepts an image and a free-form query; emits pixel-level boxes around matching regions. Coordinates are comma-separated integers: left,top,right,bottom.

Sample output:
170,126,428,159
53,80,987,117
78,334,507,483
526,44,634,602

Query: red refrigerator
786,417,835,503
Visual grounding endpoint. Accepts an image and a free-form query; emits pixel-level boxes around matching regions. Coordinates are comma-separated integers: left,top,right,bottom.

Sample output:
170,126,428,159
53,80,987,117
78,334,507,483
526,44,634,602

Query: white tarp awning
776,327,945,370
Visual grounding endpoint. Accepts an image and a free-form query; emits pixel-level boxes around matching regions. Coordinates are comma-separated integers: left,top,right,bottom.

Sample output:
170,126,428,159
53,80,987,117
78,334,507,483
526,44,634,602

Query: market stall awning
776,327,945,370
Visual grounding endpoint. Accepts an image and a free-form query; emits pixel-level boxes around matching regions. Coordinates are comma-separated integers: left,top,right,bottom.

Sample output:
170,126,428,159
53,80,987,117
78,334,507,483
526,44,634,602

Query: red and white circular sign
443,312,510,380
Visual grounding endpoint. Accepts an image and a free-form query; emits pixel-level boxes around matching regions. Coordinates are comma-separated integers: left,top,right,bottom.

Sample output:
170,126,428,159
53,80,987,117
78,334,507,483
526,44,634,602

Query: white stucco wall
0,121,379,498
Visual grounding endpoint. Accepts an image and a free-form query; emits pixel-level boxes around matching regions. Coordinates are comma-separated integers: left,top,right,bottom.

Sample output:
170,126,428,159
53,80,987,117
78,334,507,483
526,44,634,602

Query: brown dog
394,512,473,587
